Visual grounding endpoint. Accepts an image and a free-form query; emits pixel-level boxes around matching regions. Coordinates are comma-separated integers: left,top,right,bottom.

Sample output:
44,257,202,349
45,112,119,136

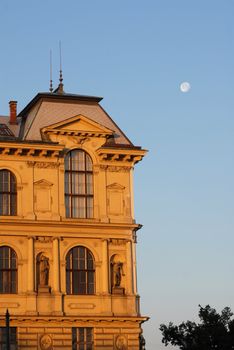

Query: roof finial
49,49,53,93
57,40,64,94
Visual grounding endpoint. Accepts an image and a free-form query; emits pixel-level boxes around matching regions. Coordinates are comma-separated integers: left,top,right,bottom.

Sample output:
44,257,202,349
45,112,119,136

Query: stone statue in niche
112,262,123,287
39,254,50,286
37,253,50,293
111,261,125,294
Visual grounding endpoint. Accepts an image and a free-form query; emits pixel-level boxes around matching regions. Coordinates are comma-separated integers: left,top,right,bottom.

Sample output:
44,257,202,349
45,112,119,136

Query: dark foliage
160,305,234,350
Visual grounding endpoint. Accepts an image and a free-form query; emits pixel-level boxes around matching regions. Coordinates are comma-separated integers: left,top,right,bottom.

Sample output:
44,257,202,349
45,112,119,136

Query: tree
160,305,234,350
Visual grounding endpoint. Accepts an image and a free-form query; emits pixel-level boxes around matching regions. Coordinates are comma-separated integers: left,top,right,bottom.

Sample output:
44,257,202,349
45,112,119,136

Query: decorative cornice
97,148,147,165
0,142,62,158
0,220,141,231
0,315,149,324
43,129,112,139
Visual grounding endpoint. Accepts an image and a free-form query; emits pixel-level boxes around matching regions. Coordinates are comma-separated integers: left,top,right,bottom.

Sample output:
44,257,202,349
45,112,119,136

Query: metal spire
57,40,64,94
49,49,53,92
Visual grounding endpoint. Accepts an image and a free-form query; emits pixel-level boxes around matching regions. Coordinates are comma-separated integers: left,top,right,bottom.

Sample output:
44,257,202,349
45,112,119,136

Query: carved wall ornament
115,335,127,350
40,334,52,350
27,161,59,168
100,165,131,172
110,239,126,246
68,136,89,145
36,236,53,243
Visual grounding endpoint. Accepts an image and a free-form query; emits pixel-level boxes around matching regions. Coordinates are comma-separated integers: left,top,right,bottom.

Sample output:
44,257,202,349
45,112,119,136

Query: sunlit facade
0,88,147,349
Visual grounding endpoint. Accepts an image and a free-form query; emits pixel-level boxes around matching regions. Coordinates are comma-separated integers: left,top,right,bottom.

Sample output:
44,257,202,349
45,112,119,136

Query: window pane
66,271,71,294
86,155,92,171
65,196,70,217
86,198,93,218
77,198,85,218
65,173,70,193
71,173,79,194
86,174,93,195
71,151,80,171
73,271,79,294
65,155,70,170
72,197,79,217
77,151,85,171
77,174,85,195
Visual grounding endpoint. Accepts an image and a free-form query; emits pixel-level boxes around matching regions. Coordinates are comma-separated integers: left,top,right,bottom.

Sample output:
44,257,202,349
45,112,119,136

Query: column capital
27,236,36,241
52,236,62,242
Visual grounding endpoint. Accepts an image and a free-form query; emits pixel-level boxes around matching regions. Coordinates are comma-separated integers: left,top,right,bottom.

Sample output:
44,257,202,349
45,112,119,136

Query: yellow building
0,81,148,350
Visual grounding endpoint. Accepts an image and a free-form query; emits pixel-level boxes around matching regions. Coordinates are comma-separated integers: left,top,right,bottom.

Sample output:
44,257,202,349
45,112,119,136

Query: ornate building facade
0,83,147,350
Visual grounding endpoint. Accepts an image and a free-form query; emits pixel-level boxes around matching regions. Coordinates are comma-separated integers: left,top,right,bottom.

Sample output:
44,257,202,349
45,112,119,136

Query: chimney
9,101,18,124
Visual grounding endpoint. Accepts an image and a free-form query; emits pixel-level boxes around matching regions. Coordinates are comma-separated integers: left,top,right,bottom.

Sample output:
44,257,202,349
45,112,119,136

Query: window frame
0,169,17,216
66,246,95,295
72,327,94,350
0,246,18,294
0,327,17,349
65,149,94,219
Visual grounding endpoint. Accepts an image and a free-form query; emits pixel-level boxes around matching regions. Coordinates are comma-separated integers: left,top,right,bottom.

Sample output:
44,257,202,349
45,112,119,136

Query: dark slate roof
17,92,103,120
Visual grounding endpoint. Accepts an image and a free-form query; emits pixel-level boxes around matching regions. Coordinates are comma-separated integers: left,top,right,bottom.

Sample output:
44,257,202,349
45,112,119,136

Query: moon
180,82,191,93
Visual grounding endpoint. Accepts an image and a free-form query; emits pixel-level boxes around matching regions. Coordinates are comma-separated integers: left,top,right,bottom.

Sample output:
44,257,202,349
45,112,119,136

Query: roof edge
17,92,103,119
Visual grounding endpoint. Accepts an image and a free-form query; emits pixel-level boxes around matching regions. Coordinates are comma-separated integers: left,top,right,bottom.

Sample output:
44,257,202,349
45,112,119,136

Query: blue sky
1,1,234,349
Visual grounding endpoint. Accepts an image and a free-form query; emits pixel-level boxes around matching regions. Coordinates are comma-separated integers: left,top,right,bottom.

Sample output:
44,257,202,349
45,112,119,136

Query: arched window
0,170,17,216
65,150,93,219
66,246,95,295
0,246,17,293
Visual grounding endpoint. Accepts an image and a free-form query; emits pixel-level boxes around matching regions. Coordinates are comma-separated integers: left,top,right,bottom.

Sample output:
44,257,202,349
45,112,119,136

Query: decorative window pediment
41,114,114,139
34,179,53,187
107,183,125,190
